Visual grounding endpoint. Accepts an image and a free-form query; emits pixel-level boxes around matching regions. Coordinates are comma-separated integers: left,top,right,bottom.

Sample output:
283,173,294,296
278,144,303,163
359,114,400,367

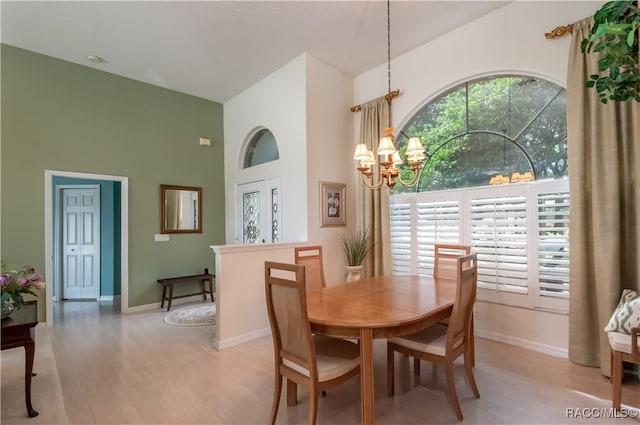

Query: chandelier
352,0,426,190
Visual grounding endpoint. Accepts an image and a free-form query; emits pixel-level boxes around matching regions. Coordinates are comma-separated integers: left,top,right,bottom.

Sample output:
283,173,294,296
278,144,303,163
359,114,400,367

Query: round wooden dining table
306,274,456,425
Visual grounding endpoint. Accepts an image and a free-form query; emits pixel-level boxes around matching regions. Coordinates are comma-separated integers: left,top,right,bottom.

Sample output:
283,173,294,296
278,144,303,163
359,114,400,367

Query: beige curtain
358,96,393,277
567,17,640,376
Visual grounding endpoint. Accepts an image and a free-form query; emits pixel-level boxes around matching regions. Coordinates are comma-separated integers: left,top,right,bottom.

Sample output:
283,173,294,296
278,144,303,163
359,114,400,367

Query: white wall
352,1,602,357
224,54,356,283
223,55,308,244
354,1,600,119
217,56,355,350
210,243,299,349
304,55,355,285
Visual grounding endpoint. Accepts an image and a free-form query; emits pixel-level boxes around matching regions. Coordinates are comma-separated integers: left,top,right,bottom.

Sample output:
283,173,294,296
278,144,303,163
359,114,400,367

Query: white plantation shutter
390,192,462,276
537,190,570,298
389,179,570,311
470,195,528,294
416,199,461,275
389,202,412,275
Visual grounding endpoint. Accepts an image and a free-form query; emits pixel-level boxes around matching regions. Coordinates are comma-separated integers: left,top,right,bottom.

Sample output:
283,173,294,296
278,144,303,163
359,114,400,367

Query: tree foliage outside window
394,76,568,194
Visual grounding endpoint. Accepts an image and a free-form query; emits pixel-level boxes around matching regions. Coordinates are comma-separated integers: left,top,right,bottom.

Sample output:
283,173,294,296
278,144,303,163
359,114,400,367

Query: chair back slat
447,253,478,350
434,244,471,279
294,246,326,289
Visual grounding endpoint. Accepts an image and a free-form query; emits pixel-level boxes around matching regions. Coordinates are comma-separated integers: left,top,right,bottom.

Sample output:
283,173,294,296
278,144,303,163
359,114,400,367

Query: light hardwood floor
2,300,639,424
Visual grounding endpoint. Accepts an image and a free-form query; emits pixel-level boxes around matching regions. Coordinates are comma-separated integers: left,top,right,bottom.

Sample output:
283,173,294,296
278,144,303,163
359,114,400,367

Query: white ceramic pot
345,265,364,282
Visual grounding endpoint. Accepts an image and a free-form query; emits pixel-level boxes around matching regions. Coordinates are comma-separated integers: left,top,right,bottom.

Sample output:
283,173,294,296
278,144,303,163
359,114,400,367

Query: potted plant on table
1,262,45,318
339,227,372,282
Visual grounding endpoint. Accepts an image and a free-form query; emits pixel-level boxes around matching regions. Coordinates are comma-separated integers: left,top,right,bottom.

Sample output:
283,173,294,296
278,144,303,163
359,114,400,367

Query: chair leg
269,375,283,425
469,315,476,367
445,360,463,421
309,388,319,425
612,350,623,410
609,350,613,383
387,345,395,396
286,379,298,406
464,347,480,399
414,357,421,376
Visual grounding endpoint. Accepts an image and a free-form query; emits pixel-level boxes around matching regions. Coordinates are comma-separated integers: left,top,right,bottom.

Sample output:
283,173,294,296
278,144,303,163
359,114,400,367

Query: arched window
389,75,569,313
243,128,279,168
395,75,567,193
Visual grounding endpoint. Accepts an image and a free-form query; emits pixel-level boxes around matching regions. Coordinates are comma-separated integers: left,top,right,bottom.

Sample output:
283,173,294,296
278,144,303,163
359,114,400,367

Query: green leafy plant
581,0,640,104
340,228,372,266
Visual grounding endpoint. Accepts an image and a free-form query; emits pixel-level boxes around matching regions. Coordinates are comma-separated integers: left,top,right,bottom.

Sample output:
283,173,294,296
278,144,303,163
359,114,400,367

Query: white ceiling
1,1,507,103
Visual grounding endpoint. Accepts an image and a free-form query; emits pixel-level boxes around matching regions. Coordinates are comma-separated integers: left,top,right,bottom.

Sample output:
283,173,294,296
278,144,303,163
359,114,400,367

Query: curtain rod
350,89,400,112
545,24,574,39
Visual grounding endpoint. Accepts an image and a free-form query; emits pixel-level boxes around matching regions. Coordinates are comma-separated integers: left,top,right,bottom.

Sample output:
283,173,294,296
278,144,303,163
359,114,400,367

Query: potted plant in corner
339,227,372,282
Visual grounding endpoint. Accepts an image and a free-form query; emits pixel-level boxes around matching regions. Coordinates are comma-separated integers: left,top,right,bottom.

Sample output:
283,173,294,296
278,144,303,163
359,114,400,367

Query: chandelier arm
361,174,385,190
396,165,423,188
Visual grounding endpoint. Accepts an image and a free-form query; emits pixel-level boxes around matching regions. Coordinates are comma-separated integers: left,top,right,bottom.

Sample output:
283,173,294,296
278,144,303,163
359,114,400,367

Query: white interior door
62,187,100,299
237,178,281,244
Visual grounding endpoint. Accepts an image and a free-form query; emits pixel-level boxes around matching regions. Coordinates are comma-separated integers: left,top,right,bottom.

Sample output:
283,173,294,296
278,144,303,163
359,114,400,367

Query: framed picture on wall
320,181,346,227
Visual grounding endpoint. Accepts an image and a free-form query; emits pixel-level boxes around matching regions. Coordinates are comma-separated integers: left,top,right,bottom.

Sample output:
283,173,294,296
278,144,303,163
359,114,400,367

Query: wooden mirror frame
160,184,202,234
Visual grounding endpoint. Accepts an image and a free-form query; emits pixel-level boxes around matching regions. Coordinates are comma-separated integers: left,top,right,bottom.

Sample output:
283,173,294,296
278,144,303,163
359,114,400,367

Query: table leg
359,328,374,425
23,342,38,417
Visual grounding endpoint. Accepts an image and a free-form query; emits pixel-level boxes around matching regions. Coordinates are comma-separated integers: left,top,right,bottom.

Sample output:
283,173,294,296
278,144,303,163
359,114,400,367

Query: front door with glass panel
237,179,281,244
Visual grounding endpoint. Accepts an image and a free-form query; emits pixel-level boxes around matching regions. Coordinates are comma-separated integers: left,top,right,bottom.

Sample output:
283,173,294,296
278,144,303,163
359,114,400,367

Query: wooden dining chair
434,243,477,367
387,253,480,421
294,245,326,290
609,327,640,409
264,261,361,425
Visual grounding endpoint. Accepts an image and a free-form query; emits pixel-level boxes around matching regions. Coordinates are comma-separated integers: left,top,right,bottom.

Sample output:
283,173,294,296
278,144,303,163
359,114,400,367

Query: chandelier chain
352,0,426,191
387,0,391,97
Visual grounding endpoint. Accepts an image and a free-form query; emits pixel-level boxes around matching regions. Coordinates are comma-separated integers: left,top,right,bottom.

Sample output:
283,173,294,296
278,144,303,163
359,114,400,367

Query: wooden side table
1,300,39,417
156,273,215,311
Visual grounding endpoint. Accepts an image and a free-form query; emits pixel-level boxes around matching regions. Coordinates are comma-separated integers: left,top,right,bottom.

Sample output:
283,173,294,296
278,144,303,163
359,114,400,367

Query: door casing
44,170,129,326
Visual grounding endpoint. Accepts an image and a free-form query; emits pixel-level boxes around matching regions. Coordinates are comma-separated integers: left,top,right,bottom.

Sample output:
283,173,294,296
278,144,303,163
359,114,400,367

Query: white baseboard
475,329,568,358
214,327,271,350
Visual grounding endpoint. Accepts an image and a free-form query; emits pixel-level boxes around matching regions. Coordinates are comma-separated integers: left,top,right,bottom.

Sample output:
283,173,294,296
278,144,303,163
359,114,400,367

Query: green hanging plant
581,0,640,104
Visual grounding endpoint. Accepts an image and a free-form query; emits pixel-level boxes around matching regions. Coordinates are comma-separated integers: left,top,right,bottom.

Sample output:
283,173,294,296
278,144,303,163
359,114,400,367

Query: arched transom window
395,75,567,193
243,128,279,169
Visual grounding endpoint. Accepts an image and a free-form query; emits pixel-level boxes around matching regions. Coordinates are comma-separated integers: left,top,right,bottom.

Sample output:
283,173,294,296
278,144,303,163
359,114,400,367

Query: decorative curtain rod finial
350,90,400,113
545,24,573,39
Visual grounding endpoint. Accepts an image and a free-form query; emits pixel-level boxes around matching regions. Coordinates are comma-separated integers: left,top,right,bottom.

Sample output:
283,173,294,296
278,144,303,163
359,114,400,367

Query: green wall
1,45,225,311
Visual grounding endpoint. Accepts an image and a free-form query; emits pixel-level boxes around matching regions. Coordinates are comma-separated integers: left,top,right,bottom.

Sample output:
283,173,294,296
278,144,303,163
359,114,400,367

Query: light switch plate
155,234,170,242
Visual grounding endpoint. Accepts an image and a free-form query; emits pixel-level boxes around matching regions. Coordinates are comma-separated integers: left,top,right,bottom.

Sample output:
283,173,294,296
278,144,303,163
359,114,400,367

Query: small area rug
163,303,216,327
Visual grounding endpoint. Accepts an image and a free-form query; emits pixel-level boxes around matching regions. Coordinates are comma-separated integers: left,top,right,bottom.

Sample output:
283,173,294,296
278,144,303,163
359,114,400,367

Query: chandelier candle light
353,0,426,190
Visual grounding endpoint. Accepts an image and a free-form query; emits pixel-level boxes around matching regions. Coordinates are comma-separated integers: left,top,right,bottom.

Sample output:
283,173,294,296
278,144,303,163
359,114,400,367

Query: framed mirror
160,184,202,234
